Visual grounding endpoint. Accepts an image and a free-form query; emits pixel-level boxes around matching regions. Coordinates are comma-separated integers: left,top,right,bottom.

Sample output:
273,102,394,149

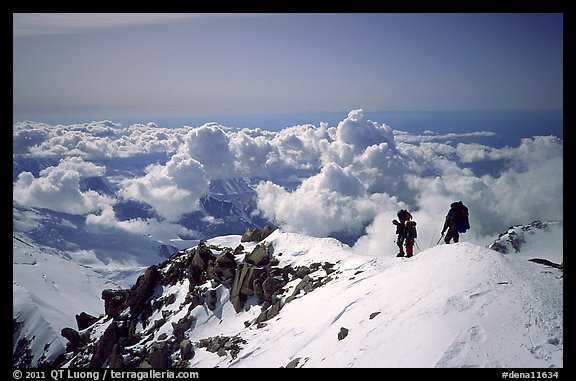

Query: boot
397,246,405,257
405,247,413,258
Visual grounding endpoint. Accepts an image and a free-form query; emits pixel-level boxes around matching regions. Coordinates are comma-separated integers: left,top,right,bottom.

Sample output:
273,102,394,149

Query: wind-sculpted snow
49,227,562,368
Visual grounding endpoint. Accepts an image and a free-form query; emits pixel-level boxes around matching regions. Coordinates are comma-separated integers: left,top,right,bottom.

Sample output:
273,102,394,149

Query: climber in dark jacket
441,201,470,244
393,209,417,257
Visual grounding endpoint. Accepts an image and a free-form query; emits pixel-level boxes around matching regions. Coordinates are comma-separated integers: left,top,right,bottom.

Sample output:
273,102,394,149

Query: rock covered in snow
488,220,562,254
53,231,339,368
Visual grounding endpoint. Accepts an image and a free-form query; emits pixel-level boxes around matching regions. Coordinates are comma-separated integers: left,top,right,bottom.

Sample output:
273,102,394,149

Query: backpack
405,220,417,239
448,201,470,233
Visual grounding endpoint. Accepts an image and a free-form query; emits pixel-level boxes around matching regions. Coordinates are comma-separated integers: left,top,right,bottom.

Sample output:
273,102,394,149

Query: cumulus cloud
15,121,187,159
256,163,392,237
335,109,396,154
119,153,209,221
317,110,397,169
179,123,236,180
355,135,564,253
13,110,563,252
13,157,114,214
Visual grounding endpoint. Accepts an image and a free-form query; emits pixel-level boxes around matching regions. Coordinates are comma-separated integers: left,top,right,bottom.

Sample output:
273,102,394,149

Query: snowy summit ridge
42,224,562,368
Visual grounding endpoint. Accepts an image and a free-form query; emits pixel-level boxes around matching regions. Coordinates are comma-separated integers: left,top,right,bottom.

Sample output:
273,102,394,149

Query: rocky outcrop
241,225,275,243
75,312,99,331
197,335,247,359
488,220,559,254
338,327,349,341
54,233,340,368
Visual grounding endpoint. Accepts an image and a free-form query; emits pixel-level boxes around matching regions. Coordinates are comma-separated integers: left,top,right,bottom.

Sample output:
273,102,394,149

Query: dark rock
214,251,237,280
260,225,275,241
269,257,280,267
262,276,285,302
180,340,194,360
241,225,275,243
163,259,187,286
322,262,336,275
206,337,223,353
165,293,176,306
295,266,310,278
233,244,245,255
253,278,264,303
216,250,237,267
61,328,84,351
108,343,124,368
185,289,204,312
241,228,261,243
89,321,120,367
101,289,128,318
172,316,195,339
149,345,171,368
286,358,300,368
207,289,218,311
369,312,381,320
75,312,99,331
256,301,282,324
338,327,349,341
230,263,267,312
153,317,166,331
528,258,563,269
188,264,205,288
191,241,215,270
309,262,321,271
244,243,271,266
125,265,160,317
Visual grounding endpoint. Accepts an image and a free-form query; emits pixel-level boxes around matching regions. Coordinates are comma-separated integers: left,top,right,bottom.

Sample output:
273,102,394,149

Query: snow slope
55,224,562,368
189,231,563,368
13,234,119,366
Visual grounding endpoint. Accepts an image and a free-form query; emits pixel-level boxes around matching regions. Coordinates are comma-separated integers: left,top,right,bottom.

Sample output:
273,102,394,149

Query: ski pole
436,233,444,245
414,240,421,253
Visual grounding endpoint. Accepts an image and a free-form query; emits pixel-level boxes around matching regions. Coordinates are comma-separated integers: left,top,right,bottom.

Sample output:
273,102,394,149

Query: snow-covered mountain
12,113,563,368
35,222,562,368
13,234,118,367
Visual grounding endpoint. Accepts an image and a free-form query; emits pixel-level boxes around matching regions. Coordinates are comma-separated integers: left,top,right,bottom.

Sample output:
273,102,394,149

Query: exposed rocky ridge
488,220,563,272
52,228,341,368
488,220,561,254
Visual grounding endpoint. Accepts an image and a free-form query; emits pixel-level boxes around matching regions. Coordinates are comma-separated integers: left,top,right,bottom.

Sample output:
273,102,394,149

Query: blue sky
13,13,563,123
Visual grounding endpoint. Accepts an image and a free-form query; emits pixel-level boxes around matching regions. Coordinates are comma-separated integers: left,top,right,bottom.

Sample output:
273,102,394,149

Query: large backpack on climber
394,209,413,234
448,201,470,233
405,220,417,239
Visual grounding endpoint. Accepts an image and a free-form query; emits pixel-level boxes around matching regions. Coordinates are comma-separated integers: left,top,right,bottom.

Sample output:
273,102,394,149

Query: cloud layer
13,110,563,251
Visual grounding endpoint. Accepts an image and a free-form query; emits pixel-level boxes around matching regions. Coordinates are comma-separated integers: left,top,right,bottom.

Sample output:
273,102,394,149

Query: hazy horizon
14,13,563,123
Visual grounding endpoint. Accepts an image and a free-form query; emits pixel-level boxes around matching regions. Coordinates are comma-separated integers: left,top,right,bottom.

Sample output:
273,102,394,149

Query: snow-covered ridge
13,234,119,367
488,221,562,261
42,225,562,368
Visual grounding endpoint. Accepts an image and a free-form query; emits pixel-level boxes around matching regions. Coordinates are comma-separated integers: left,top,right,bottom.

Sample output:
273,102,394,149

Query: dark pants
444,227,459,244
398,237,415,257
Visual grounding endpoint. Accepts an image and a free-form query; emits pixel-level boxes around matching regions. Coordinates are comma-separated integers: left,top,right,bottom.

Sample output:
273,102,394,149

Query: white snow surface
185,227,562,368
14,222,563,368
13,235,119,364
